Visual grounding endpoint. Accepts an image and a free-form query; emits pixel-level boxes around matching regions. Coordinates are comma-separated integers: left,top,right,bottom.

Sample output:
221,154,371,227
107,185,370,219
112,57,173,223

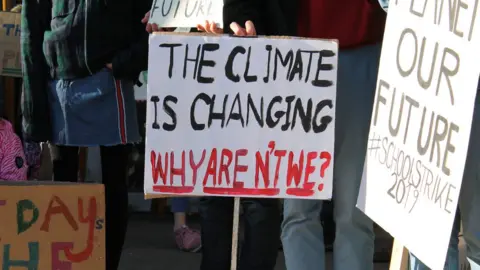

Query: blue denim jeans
171,197,189,213
281,43,381,270
409,91,480,270
47,68,140,146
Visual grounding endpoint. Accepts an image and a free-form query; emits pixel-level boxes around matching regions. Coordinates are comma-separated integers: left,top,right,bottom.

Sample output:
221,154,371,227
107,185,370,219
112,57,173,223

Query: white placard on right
357,1,480,269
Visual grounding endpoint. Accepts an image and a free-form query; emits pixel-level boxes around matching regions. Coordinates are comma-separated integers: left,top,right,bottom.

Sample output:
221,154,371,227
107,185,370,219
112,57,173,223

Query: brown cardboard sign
0,182,105,269
0,11,21,77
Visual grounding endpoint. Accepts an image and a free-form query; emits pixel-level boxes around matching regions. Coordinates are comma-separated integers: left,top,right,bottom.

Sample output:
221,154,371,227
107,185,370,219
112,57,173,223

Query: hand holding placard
196,20,257,36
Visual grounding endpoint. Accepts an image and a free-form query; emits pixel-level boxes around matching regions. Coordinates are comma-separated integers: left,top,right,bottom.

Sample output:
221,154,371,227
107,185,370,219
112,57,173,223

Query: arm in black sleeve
223,0,266,35
111,0,152,80
21,0,52,142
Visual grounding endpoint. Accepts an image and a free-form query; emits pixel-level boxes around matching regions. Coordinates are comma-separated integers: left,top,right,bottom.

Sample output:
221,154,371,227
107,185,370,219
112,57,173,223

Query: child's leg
171,198,190,230
171,197,201,252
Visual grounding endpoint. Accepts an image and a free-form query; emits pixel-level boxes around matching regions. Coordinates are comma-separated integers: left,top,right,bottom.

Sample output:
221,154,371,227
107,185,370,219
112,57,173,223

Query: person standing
21,0,151,268
143,13,282,270
194,0,386,269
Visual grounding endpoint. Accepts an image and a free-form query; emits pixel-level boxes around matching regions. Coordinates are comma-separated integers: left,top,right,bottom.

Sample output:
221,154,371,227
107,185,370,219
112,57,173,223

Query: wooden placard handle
231,197,241,270
389,239,409,270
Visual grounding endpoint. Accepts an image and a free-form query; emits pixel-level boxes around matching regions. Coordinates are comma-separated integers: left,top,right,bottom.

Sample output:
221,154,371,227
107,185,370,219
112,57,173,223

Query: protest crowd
0,0,479,270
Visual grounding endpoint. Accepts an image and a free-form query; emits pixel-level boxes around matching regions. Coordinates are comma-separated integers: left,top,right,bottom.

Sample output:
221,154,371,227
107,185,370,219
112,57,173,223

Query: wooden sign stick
389,239,409,270
230,197,241,270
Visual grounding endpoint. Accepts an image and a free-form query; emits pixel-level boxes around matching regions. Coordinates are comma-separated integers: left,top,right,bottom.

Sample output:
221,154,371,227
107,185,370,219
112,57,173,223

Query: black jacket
223,0,298,36
21,0,152,142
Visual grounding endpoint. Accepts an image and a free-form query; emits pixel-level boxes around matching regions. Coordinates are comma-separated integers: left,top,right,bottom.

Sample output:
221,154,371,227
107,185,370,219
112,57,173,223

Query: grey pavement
119,214,390,270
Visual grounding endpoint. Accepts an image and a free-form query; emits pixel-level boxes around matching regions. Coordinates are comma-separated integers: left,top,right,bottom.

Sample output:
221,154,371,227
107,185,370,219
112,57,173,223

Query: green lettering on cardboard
2,242,39,270
17,199,39,234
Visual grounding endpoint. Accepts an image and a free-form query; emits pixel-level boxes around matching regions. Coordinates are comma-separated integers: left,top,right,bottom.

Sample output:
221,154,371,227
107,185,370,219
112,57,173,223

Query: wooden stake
389,239,409,270
231,197,241,270
2,0,15,11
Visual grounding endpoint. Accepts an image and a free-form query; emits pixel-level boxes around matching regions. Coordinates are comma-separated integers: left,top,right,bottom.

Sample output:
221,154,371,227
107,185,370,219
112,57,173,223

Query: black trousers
49,145,129,270
199,197,281,270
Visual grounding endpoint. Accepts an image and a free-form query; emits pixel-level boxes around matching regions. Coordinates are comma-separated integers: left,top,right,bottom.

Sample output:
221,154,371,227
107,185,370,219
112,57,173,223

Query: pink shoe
175,226,202,252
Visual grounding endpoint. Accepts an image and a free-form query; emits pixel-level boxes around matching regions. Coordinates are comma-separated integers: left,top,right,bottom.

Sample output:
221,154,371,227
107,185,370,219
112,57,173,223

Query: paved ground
119,214,391,270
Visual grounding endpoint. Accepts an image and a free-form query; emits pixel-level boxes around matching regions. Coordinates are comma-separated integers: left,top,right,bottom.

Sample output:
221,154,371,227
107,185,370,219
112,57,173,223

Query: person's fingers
245,20,256,36
211,22,222,34
207,21,216,33
141,11,150,24
146,24,163,33
230,22,246,36
197,21,223,34
207,21,219,33
146,23,153,33
197,24,206,32
205,20,213,33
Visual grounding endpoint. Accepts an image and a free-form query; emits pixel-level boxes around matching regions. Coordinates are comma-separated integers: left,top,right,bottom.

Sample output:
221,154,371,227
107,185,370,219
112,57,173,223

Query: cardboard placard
356,1,480,269
149,0,223,28
0,11,21,77
0,182,105,270
144,33,338,200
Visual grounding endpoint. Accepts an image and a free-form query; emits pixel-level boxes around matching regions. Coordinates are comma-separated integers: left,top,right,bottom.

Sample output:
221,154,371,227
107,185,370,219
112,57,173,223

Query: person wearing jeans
161,1,384,269
282,43,381,270
21,0,151,269
142,11,282,270
171,197,202,252
193,1,385,270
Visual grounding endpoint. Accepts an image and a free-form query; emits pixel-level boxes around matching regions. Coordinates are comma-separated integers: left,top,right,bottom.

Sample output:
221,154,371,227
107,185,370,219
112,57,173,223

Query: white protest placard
149,0,223,28
356,1,480,269
144,33,338,199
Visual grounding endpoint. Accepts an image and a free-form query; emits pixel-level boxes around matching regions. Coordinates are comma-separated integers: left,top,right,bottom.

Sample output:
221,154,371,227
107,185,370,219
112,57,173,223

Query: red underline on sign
286,188,315,197
0,200,5,206
203,187,280,196
153,186,195,193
